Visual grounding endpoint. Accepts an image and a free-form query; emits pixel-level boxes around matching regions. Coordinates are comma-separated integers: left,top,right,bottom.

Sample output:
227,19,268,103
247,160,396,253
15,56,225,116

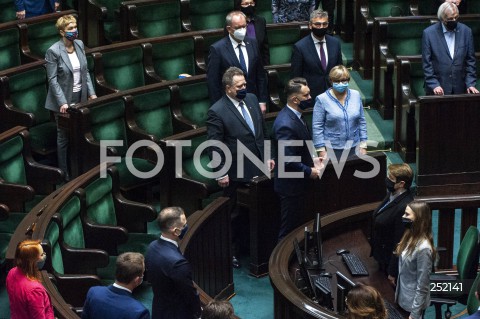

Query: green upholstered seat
100,46,146,90
0,0,16,23
178,80,210,127
45,221,65,275
132,89,174,139
189,0,233,30
467,271,480,315
27,20,62,58
59,196,86,249
134,0,182,37
0,27,21,71
255,0,273,23
7,66,56,155
88,99,157,189
456,226,480,281
96,0,123,42
152,39,196,80
409,60,425,97
369,0,410,17
0,135,28,185
385,21,431,56
0,212,25,261
268,26,302,65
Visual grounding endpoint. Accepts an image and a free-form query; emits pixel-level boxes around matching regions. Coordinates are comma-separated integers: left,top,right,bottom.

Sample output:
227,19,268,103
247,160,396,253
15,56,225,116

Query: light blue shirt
442,23,455,59
286,104,302,120
312,89,367,149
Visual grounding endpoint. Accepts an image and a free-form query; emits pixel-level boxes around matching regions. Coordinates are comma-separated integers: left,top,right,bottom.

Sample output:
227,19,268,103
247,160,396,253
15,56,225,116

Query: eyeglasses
241,1,255,6
312,22,329,27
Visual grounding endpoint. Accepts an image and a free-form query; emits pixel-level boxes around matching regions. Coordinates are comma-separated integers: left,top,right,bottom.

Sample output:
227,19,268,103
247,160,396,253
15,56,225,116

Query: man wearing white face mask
207,11,268,114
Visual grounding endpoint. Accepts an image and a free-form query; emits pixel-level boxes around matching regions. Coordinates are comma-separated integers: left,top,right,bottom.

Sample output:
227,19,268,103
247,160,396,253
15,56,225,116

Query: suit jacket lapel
245,40,254,74
307,36,324,72
224,37,240,68
285,107,310,138
225,96,254,135
58,41,74,74
436,23,453,60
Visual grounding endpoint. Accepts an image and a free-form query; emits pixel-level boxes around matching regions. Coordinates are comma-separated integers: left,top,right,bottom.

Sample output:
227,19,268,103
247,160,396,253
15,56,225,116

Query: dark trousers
278,192,305,242
223,180,249,255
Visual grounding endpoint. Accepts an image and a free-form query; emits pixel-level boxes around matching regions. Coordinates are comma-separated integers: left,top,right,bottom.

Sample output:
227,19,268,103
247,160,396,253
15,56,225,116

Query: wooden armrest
83,219,128,255
0,183,35,211
62,244,110,275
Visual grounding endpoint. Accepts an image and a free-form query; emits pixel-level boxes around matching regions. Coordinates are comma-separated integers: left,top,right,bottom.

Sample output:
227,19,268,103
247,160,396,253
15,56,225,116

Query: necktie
237,44,248,75
319,41,326,71
239,101,255,135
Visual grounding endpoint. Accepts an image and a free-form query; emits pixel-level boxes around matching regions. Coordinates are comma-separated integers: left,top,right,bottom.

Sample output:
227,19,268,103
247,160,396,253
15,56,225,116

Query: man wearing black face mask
370,163,414,280
145,207,201,319
273,78,320,241
291,9,342,104
422,2,479,95
207,67,275,268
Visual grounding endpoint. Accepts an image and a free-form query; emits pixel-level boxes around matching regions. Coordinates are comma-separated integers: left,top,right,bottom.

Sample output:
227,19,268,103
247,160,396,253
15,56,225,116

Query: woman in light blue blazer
312,65,367,160
393,200,435,319
45,15,96,181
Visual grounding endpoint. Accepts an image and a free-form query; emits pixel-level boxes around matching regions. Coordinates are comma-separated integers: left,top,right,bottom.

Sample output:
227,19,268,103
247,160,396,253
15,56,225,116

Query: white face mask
233,27,247,41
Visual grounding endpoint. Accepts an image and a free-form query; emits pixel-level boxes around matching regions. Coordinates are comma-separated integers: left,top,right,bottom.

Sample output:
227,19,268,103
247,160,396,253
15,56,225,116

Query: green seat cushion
256,0,273,23
457,226,479,280
268,27,301,65
117,232,157,255
84,174,117,226
0,135,27,185
104,21,121,43
0,212,26,233
135,1,181,37
386,22,431,56
369,0,410,17
96,0,123,42
27,20,60,58
29,122,57,154
97,255,117,282
152,39,196,80
102,47,145,90
147,219,161,236
132,89,173,139
189,0,233,30
45,221,65,274
179,81,210,127
116,158,157,189
59,196,85,249
0,27,21,70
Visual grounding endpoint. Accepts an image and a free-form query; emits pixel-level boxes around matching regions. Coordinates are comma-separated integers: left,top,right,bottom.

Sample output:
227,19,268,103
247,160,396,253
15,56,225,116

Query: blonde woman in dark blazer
45,14,96,181
394,200,435,319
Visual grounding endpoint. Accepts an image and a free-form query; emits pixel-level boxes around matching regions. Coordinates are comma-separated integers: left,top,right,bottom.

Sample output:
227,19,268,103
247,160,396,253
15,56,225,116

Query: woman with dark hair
6,239,53,319
234,0,270,65
393,200,435,319
346,284,387,319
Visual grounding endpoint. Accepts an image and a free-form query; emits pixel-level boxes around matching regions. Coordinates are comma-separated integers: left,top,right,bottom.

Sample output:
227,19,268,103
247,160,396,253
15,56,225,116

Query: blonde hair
394,200,436,261
15,239,42,281
329,65,350,83
55,15,77,32
346,284,387,319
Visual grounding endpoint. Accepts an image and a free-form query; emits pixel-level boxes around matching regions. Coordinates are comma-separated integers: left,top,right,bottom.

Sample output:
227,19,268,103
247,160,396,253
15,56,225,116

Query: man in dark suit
273,78,320,241
207,11,268,113
291,9,342,102
370,163,414,281
145,207,201,319
422,2,479,95
82,252,150,319
207,67,274,267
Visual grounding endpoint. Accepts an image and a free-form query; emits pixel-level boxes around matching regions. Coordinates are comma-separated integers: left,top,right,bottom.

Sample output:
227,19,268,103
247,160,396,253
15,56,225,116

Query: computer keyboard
342,253,369,276
384,299,404,319
313,275,332,293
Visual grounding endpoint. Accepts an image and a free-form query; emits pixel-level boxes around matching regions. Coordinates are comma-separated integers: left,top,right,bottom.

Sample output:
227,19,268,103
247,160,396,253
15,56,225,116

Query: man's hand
16,10,26,19
318,150,327,161
268,159,275,171
358,148,367,155
55,2,60,10
433,86,444,95
217,175,229,188
59,104,69,113
387,275,396,287
259,103,267,115
467,86,479,94
88,95,98,100
310,168,319,179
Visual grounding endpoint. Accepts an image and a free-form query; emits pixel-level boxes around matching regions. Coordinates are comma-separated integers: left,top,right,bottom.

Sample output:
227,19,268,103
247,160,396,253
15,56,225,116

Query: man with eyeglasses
82,252,149,319
207,11,268,114
145,207,201,319
291,9,343,106
422,1,478,95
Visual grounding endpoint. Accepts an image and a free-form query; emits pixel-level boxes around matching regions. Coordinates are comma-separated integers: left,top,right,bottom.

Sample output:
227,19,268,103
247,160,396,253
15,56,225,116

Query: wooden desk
269,203,398,318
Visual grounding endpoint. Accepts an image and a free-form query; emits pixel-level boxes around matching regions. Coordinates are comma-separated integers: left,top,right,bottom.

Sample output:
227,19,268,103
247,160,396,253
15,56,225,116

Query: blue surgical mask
178,224,189,239
333,82,349,93
236,89,247,100
37,257,46,270
64,29,78,41
298,98,312,110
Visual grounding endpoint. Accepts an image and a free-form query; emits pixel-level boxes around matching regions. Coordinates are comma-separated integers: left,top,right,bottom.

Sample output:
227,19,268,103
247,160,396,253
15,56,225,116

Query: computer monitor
315,281,334,311
313,213,324,270
293,238,315,298
335,271,356,314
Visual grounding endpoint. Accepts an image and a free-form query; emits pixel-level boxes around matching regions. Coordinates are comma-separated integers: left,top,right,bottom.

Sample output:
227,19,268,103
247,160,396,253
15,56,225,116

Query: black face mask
311,27,328,38
385,177,396,193
402,218,413,229
241,5,255,17
445,20,457,31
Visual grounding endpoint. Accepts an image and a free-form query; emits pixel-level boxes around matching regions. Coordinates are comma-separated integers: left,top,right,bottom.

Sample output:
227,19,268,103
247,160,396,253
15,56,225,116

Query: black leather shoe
232,256,241,269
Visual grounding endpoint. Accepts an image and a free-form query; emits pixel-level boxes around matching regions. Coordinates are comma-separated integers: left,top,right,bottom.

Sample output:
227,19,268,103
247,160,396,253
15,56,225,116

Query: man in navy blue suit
207,11,268,113
82,252,150,319
273,78,320,241
422,2,479,95
291,9,342,103
145,207,201,319
207,67,274,267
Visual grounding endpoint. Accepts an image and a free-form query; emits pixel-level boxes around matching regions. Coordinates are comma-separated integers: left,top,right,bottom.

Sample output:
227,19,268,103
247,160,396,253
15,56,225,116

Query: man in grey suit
422,2,479,95
45,15,96,181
